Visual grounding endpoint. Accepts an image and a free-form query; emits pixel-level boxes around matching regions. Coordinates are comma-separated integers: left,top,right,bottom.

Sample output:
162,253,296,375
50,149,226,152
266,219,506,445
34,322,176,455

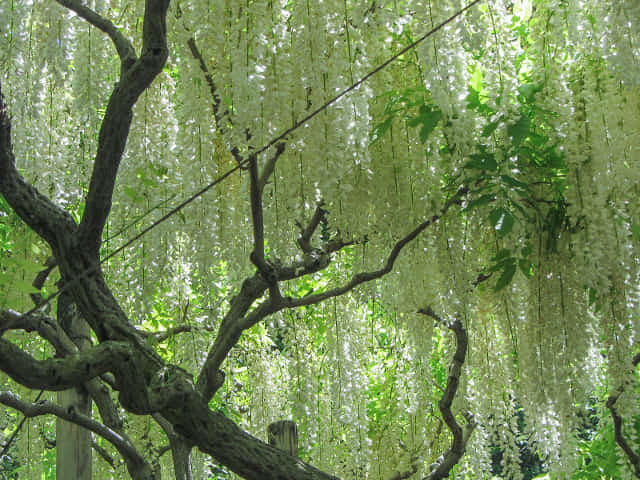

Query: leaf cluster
457,80,572,290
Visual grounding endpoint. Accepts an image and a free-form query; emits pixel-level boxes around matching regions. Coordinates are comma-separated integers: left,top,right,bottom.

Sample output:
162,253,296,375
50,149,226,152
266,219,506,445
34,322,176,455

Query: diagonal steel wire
0,0,483,460
24,0,483,316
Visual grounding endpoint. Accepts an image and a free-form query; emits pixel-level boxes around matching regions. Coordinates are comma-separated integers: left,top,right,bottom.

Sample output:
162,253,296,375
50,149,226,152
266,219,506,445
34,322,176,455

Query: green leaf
464,151,498,171
466,87,482,110
463,193,495,212
528,132,548,147
469,67,483,92
519,258,533,277
632,224,640,242
489,207,515,236
481,118,502,137
508,115,530,147
492,248,512,263
419,111,442,143
370,116,393,144
124,186,141,202
0,275,39,294
548,150,566,170
500,174,529,191
495,260,517,291
407,105,442,143
518,83,540,102
142,177,158,188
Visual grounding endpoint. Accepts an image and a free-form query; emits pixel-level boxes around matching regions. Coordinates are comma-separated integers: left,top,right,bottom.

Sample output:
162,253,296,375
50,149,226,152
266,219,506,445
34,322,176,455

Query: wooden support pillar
56,291,92,480
267,420,298,457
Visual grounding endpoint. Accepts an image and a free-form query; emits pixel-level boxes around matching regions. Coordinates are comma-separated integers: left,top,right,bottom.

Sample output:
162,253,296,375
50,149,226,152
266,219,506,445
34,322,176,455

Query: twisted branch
418,307,476,480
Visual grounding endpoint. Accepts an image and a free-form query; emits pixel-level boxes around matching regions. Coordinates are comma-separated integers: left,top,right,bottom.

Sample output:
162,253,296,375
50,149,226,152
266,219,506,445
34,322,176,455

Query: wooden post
268,420,298,457
56,292,92,480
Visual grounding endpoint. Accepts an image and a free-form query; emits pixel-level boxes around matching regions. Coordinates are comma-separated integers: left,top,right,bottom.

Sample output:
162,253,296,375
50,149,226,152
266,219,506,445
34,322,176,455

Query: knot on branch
296,201,328,254
148,365,194,411
303,249,330,272
250,251,279,283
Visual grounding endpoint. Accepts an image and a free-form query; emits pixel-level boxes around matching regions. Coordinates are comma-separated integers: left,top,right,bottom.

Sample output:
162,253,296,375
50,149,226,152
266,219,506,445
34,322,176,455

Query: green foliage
370,86,442,145
0,452,21,480
572,422,621,480
455,79,570,290
371,76,573,292
371,57,582,294
0,196,51,308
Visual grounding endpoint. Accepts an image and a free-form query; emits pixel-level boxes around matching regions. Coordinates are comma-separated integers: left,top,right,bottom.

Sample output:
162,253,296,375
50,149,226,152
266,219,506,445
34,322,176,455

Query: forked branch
296,202,327,254
418,307,476,480
0,338,131,390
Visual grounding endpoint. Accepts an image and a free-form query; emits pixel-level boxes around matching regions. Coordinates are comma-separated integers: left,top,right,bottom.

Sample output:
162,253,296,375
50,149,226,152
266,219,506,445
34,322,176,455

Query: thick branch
418,307,475,480
77,0,169,254
55,0,136,68
159,387,340,480
196,290,284,403
0,309,127,436
1,309,150,477
0,338,131,390
0,309,78,354
0,391,154,480
0,309,137,457
152,413,195,480
196,273,269,399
